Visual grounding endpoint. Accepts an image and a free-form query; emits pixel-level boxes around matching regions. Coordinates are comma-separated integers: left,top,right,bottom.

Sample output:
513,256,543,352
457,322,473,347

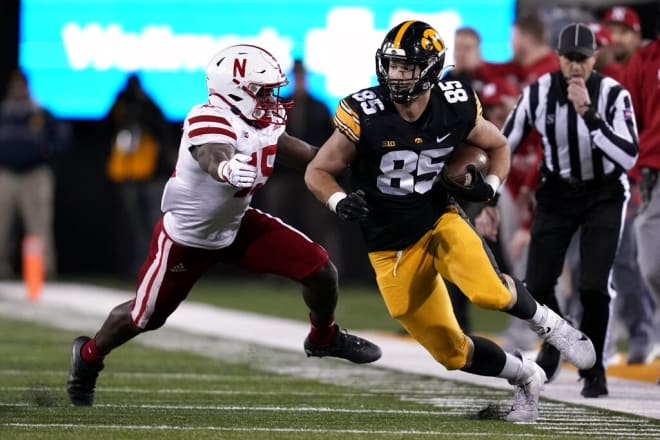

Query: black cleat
536,341,562,383
581,372,608,398
67,336,104,406
304,324,382,364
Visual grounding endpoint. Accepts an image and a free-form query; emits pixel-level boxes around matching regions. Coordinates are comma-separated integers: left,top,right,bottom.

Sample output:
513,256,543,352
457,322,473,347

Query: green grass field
68,275,510,334
1,309,659,439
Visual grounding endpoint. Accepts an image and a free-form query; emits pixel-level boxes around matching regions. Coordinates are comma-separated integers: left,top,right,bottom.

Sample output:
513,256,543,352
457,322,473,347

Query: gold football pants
368,205,512,370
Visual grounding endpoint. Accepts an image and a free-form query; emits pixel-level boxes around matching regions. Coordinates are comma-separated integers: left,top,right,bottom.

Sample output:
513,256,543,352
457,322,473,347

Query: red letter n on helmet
233,58,246,78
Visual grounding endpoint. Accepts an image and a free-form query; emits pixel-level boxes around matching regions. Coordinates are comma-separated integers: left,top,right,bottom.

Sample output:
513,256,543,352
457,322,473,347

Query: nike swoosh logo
436,133,451,143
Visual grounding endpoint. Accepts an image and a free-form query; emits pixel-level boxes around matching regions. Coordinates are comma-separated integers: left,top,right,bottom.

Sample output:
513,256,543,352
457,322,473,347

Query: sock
81,337,105,365
308,313,336,345
461,335,506,376
528,302,549,327
505,277,538,320
498,352,525,384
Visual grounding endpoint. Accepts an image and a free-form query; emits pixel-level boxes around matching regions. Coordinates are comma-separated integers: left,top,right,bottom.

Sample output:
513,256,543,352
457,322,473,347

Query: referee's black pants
525,174,627,376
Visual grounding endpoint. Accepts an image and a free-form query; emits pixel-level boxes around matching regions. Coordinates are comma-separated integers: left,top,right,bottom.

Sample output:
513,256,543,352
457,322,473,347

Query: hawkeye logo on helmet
421,29,444,52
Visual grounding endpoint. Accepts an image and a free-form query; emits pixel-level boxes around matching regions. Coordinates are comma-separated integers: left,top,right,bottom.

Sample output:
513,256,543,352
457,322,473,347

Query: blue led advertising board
19,0,515,120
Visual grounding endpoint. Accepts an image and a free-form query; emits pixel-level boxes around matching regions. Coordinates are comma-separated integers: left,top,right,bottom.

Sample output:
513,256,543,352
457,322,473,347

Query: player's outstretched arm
191,142,257,188
305,129,356,206
276,131,319,172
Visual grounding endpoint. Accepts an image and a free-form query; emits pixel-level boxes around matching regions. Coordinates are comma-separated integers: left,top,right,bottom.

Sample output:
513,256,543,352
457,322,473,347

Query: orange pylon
22,235,44,302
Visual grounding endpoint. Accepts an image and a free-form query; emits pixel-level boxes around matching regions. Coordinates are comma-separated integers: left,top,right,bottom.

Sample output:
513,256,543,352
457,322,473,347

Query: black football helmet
375,20,447,103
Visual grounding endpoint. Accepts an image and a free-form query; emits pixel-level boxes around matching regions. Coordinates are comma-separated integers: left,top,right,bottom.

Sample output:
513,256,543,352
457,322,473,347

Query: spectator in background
444,32,517,332
105,74,173,277
587,22,624,82
469,15,559,89
481,78,539,279
449,27,486,91
481,78,543,353
623,18,660,320
473,17,559,352
570,20,656,366
252,60,340,269
603,6,642,66
0,69,69,279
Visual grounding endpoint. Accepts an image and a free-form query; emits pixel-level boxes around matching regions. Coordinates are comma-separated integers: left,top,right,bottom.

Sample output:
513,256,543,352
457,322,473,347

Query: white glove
217,154,257,188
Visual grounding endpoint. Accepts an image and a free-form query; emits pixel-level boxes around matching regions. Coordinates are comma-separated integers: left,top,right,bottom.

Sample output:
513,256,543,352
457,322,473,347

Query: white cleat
506,351,547,423
531,306,596,370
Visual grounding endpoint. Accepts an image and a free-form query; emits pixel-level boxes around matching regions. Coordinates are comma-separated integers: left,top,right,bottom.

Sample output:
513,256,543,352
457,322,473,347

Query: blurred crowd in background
0,1,658,362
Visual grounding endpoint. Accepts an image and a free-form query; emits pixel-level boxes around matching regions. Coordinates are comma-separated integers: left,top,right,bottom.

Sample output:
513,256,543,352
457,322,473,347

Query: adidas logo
170,263,187,273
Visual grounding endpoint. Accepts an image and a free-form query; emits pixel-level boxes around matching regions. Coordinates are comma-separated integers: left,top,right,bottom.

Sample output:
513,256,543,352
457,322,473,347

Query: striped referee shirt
503,71,638,181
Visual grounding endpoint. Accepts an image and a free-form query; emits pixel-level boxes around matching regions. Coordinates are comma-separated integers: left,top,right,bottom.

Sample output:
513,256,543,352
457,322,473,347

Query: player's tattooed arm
276,131,319,172
190,142,235,182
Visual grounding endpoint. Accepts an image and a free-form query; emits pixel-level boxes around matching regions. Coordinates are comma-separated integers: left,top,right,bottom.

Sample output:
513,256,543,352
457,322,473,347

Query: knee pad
431,346,468,370
303,261,338,290
468,274,512,310
423,332,469,370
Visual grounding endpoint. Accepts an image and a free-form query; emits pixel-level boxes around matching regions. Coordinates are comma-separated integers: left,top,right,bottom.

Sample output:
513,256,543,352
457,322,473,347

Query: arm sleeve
583,87,639,171
502,86,534,155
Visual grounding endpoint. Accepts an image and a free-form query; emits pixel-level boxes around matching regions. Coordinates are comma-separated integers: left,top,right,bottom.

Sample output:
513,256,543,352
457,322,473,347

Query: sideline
1,281,658,420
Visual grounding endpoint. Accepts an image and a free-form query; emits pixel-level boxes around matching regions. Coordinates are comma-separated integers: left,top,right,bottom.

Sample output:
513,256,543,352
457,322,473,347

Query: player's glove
439,165,496,202
217,154,257,188
334,190,369,221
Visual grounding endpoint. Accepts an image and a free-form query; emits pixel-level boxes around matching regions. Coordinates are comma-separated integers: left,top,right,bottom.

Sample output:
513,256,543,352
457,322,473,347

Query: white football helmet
206,44,292,126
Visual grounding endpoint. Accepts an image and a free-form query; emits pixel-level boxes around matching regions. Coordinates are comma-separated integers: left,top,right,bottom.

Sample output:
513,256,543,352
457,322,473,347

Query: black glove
439,165,495,202
336,190,369,221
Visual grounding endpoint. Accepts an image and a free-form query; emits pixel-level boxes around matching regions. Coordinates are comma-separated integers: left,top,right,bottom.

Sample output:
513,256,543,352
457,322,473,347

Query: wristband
217,161,228,181
484,174,501,193
327,192,347,213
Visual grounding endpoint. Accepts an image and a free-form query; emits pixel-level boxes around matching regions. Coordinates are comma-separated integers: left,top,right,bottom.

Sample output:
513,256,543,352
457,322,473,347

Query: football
441,143,490,186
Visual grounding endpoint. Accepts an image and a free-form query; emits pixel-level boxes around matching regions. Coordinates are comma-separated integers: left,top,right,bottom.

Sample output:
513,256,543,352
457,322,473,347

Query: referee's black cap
557,23,596,57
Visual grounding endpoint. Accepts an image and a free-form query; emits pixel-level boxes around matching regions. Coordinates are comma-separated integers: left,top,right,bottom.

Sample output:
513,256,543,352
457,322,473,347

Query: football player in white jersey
66,45,382,407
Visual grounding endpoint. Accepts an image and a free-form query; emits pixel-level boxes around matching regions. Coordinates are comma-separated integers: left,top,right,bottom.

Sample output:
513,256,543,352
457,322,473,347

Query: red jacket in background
622,37,660,181
599,62,624,83
474,52,559,88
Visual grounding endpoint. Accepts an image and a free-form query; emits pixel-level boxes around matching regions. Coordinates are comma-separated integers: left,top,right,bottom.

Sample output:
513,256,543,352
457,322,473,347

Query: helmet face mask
206,44,292,126
376,21,447,103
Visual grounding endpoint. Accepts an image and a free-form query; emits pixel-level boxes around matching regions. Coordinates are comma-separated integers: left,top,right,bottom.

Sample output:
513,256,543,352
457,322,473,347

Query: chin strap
439,64,455,80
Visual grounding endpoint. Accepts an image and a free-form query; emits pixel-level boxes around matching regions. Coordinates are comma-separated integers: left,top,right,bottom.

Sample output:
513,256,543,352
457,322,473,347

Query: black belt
541,170,621,191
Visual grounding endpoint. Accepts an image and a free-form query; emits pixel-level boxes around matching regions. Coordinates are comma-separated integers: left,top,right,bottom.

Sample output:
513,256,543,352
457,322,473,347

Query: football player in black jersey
306,20,596,423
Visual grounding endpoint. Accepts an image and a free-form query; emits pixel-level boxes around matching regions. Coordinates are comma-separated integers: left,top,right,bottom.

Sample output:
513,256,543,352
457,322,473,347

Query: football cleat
304,324,382,364
530,306,596,370
580,371,608,398
506,351,546,423
67,336,104,406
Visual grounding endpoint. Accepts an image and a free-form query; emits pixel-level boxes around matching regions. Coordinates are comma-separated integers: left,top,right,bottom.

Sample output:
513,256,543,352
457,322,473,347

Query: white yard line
0,423,558,437
1,281,659,420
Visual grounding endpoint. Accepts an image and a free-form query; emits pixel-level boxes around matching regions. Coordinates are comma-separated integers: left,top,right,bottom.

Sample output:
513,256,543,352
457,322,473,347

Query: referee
502,22,638,398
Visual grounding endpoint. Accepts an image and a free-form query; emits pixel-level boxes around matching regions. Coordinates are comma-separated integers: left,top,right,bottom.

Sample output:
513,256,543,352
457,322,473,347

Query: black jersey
334,81,481,251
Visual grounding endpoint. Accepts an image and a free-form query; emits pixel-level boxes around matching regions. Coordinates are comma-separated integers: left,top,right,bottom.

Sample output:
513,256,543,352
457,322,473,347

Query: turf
64,275,510,333
1,317,659,439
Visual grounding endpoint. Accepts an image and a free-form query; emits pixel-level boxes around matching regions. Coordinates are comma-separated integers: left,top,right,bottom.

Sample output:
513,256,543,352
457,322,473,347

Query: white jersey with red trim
161,102,284,249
